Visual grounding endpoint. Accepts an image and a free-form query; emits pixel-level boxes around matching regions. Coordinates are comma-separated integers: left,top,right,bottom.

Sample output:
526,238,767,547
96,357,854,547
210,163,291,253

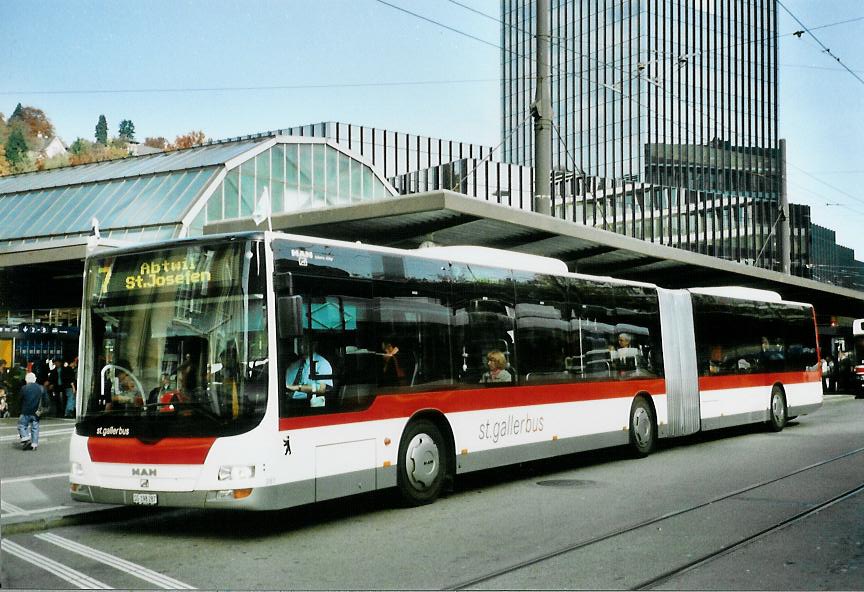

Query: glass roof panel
56,181,118,235
159,169,215,222
0,192,37,234
118,173,174,224
95,177,155,230
29,185,75,230
0,192,40,239
0,138,265,195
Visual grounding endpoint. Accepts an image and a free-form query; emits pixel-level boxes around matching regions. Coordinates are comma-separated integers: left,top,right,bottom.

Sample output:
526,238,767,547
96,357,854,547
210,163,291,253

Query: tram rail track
446,445,864,590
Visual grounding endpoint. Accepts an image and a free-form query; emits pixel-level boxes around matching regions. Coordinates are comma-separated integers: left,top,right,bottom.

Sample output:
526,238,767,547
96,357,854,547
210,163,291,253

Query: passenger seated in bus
147,373,172,406
380,337,408,387
285,341,332,407
617,333,633,349
480,350,512,384
613,332,642,370
107,361,143,410
708,345,724,375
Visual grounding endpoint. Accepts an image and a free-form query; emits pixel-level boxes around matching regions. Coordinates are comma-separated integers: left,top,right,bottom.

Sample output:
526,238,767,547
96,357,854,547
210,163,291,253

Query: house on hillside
28,135,68,160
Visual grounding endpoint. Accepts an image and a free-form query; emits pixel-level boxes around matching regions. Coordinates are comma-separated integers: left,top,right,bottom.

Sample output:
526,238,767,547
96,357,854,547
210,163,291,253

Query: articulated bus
70,231,822,508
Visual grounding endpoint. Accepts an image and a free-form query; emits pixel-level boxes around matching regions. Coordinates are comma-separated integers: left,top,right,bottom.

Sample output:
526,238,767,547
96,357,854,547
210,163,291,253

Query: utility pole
532,0,552,216
779,138,791,274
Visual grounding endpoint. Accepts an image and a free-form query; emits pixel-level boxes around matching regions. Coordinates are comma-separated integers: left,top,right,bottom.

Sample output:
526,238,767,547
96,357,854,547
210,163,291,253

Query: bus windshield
78,239,268,438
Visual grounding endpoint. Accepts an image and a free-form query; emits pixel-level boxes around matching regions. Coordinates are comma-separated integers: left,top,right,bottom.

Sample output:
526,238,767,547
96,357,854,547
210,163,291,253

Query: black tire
629,397,656,457
768,385,787,432
397,419,448,506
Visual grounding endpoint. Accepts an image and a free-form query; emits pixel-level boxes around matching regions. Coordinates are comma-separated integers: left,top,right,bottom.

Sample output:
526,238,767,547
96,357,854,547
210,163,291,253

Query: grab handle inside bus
277,296,305,338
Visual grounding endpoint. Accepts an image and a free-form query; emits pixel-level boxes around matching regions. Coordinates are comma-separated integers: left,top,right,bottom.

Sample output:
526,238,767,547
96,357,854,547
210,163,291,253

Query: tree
167,130,207,151
5,128,28,167
0,144,11,176
143,136,167,149
8,105,54,139
118,119,135,141
69,137,91,156
95,115,108,145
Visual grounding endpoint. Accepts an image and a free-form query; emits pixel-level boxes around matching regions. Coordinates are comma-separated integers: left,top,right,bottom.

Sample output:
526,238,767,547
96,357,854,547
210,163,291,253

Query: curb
1,506,144,536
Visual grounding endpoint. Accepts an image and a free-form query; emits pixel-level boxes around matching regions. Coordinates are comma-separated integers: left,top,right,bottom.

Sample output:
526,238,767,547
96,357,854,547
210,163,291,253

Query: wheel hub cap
405,433,439,490
773,394,784,422
633,407,651,446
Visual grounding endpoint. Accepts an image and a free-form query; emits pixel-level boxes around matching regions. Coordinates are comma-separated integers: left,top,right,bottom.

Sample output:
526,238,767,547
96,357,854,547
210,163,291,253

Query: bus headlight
218,465,255,481
71,462,84,476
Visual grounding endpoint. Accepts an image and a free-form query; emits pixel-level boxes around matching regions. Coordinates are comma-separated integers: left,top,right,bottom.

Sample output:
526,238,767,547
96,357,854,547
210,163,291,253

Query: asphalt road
1,394,863,590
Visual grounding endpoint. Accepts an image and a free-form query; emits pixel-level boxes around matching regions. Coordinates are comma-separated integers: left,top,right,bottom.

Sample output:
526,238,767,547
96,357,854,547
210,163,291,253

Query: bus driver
285,341,332,407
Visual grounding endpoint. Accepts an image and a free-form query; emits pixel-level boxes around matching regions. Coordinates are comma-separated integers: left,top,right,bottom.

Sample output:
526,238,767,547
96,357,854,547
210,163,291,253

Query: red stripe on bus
279,370,820,431
87,437,216,464
698,371,820,391
279,378,666,430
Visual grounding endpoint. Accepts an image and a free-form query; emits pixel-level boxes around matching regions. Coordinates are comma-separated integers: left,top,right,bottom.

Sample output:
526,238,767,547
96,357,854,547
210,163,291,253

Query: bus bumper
70,483,273,510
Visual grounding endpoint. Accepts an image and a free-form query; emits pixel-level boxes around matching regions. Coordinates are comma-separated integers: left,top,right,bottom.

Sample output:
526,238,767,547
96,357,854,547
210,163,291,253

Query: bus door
657,288,700,437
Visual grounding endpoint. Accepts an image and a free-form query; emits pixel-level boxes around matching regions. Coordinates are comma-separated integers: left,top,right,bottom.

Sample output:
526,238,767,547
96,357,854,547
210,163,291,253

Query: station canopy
0,135,396,265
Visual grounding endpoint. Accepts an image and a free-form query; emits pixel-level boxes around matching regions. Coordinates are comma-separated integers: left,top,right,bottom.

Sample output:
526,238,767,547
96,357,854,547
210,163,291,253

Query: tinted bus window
513,271,572,384
567,279,662,381
371,255,453,391
450,262,515,385
692,294,816,376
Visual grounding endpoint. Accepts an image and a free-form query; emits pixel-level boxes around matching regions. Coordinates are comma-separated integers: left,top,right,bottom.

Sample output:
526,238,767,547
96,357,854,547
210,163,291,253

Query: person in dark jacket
47,358,72,418
17,372,43,451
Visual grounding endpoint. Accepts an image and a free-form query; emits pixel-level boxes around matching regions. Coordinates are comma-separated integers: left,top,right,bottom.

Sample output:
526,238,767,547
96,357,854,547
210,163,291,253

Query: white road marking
1,427,74,442
1,538,112,589
1,504,70,517
1,499,26,514
36,533,196,590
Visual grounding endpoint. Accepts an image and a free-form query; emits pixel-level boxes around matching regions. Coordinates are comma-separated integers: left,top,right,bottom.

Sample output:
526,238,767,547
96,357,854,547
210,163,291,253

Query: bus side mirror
277,296,304,338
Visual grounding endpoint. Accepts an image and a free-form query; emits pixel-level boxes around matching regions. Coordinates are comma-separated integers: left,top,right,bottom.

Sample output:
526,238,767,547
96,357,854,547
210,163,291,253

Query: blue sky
2,0,862,262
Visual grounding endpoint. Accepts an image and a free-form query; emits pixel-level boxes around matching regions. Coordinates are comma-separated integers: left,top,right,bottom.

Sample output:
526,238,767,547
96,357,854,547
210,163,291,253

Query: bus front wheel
629,397,657,457
768,386,787,432
397,419,447,506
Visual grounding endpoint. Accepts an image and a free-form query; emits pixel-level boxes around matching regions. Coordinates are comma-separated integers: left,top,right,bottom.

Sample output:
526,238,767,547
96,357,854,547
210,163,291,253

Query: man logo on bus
283,435,292,455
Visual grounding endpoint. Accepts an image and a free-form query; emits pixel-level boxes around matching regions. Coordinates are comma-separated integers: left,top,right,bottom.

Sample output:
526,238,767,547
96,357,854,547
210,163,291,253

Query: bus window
451,264,515,386
372,255,453,392
513,271,570,385
277,274,377,417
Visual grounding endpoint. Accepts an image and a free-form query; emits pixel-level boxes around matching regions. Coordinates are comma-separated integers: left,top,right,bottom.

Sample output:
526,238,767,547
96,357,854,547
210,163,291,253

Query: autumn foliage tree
9,103,54,139
67,137,128,166
143,137,168,149
0,144,11,176
167,130,207,150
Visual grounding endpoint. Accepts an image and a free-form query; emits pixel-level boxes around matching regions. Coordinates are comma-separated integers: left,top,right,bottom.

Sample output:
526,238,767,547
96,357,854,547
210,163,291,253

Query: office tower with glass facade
501,0,785,268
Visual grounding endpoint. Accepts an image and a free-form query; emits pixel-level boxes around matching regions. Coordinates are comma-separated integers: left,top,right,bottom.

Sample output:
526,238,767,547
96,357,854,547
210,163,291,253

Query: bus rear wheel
629,397,656,457
397,419,447,506
768,386,787,432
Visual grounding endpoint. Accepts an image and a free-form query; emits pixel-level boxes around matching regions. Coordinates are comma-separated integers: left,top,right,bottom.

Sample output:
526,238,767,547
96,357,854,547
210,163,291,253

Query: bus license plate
132,493,157,506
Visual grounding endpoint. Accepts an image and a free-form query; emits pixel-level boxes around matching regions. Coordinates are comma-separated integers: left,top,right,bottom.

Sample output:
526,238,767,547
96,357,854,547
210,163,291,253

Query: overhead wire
777,0,864,87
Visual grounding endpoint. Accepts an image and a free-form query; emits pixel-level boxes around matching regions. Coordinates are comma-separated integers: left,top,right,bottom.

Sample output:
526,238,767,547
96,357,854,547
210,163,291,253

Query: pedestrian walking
65,357,78,418
17,372,43,451
48,358,72,418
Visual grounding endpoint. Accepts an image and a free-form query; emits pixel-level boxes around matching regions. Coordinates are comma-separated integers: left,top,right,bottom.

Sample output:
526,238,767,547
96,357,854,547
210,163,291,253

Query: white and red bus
70,232,822,508
852,319,864,397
